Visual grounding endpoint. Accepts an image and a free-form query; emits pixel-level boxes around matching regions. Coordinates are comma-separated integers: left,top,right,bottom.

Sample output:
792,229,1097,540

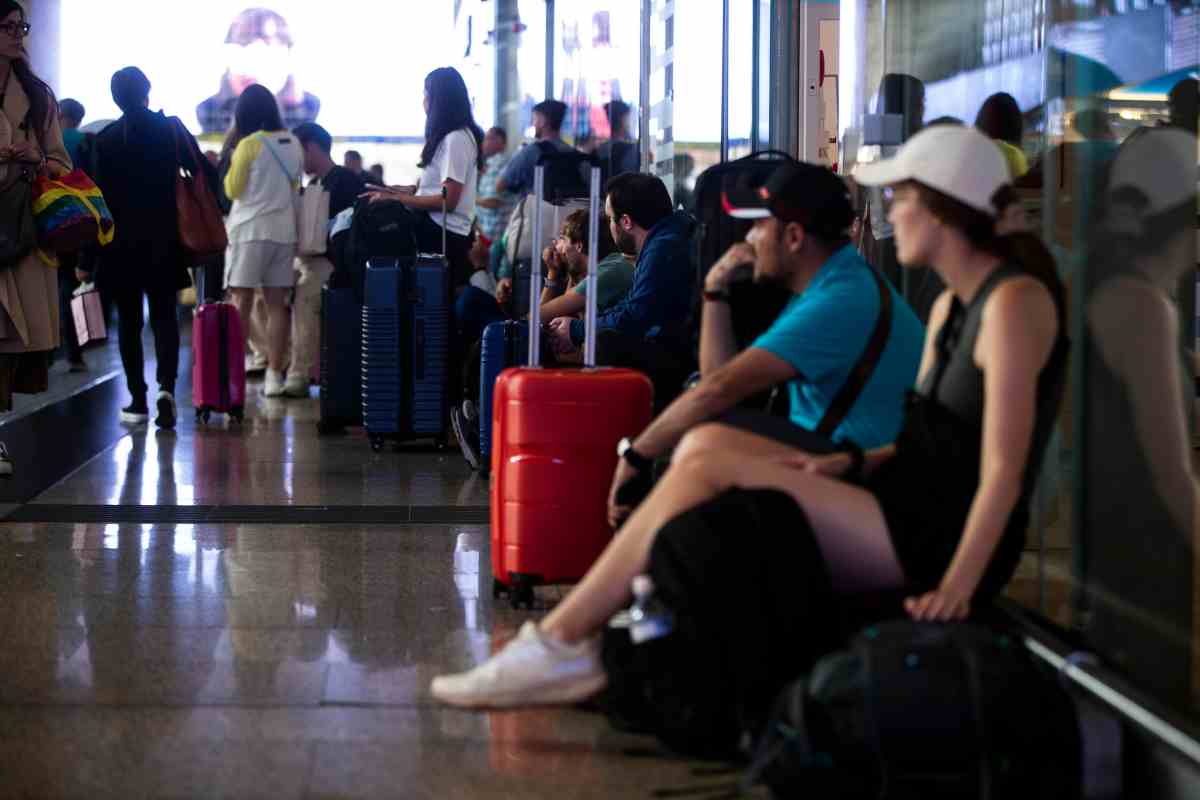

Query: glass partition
841,0,1199,720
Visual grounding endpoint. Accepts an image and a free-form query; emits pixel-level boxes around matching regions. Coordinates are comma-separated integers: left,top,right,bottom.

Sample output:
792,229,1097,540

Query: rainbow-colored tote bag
31,169,115,254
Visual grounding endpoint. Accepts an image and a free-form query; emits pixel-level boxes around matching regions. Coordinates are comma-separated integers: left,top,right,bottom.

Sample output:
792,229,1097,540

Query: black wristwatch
840,441,865,482
702,288,731,303
617,437,653,472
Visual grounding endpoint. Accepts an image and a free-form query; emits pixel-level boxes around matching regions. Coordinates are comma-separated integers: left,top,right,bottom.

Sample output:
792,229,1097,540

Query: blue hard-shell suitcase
478,320,529,465
407,254,452,441
318,286,363,435
361,256,451,452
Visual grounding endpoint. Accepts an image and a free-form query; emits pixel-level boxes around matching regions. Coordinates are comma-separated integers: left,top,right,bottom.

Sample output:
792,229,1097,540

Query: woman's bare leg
261,287,291,373
228,288,254,342
540,450,904,644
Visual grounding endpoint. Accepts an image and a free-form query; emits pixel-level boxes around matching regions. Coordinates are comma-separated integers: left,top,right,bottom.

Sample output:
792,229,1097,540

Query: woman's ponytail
990,185,1066,317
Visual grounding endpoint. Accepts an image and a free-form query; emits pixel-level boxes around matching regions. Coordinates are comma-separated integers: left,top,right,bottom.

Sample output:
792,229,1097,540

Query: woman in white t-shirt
363,67,483,286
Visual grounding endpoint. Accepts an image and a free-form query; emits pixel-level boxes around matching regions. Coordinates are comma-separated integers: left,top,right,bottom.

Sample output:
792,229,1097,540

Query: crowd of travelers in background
0,1,1196,781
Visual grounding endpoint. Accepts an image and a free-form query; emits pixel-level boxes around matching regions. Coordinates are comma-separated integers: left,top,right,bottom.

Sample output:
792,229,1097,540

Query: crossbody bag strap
256,132,299,185
815,265,894,439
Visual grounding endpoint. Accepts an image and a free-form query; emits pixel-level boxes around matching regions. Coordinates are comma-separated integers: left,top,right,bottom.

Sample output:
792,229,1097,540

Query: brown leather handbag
170,117,227,258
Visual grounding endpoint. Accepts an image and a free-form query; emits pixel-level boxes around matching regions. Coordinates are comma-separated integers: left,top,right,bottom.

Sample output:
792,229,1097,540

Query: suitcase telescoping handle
440,185,448,261
527,161,603,367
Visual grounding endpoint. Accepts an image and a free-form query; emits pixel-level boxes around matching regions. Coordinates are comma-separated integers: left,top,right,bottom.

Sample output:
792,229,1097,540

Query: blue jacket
570,211,695,345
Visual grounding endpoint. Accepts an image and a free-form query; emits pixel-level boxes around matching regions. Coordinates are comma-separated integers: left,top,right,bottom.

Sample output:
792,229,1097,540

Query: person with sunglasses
0,1,72,476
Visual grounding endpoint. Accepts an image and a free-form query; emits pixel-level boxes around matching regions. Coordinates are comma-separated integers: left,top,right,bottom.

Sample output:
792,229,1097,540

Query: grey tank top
919,264,1068,501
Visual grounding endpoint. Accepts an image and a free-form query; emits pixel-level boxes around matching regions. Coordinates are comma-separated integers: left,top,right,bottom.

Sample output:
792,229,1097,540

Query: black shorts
716,410,839,455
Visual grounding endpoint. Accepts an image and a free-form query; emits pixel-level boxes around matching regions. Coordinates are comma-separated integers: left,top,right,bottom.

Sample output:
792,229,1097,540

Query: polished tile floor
0,372,721,798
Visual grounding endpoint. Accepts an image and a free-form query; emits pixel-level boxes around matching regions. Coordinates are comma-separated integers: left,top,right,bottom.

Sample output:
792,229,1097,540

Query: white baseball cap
853,125,1011,216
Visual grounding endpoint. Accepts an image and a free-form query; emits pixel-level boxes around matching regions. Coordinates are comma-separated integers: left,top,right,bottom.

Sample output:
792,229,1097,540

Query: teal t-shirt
572,252,636,311
751,244,924,448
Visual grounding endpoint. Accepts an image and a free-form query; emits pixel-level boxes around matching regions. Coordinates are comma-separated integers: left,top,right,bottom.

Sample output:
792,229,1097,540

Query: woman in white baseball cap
840,123,1068,619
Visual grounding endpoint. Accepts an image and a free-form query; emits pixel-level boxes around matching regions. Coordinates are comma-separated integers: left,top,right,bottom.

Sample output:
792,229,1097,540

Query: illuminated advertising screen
60,1,482,140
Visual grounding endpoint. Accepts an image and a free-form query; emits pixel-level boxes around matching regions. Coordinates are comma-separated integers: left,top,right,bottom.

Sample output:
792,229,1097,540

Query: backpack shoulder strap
256,132,299,184
814,265,894,439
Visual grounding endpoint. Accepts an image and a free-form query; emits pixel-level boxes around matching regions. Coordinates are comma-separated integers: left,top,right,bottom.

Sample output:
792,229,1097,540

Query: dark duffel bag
741,621,1083,799
332,197,419,303
599,488,842,760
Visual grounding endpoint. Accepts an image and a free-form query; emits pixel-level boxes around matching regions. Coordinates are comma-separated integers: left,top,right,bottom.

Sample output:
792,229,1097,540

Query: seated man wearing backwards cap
431,161,927,709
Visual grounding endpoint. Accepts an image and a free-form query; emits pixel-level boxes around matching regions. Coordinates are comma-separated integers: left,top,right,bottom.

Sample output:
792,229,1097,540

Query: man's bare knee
673,422,728,464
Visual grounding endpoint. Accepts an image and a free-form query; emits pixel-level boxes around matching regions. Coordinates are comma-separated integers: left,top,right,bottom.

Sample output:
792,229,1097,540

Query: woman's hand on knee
904,583,971,622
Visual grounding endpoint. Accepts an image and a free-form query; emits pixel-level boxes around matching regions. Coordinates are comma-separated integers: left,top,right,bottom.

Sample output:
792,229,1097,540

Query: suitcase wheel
198,409,212,424
370,436,386,453
508,574,537,610
492,578,507,599
229,407,244,423
435,436,448,452
317,421,344,436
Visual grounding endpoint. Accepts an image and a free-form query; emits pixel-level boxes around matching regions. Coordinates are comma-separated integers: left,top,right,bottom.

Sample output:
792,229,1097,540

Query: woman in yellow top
222,84,303,398
975,92,1028,179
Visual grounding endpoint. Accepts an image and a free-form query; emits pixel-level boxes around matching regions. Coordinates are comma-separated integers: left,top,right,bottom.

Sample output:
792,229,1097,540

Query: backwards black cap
722,162,854,239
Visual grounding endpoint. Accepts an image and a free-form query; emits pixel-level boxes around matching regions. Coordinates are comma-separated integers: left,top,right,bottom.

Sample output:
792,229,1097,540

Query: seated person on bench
453,208,635,468
537,208,634,328
607,162,924,517
431,129,1068,709
545,173,697,413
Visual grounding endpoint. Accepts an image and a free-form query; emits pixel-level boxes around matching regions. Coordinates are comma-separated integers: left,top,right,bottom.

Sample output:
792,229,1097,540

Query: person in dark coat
84,66,207,429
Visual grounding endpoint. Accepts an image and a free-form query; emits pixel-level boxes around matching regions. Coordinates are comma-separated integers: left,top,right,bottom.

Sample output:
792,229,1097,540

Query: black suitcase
317,285,362,435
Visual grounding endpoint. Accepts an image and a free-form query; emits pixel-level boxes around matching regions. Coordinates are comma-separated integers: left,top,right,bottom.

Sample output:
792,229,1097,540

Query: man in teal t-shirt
571,251,634,310
606,161,925,520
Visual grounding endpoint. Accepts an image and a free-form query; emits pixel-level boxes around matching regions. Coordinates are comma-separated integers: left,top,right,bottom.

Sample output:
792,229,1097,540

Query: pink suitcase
192,302,246,423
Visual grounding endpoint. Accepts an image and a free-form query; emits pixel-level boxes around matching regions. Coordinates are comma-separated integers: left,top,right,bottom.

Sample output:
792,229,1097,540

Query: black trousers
595,328,695,416
115,285,180,399
57,261,82,364
412,211,472,288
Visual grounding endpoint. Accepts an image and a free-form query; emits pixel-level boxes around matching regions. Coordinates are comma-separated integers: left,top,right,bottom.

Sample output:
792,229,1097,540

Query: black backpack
690,150,797,352
742,621,1083,799
330,196,419,302
534,141,591,203
599,489,843,760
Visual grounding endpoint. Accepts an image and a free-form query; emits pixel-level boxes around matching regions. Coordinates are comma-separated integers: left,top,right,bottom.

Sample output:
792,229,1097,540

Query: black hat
722,162,854,239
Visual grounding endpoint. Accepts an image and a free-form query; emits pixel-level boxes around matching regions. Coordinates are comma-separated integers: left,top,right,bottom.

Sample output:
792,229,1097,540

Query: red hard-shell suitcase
192,302,247,423
490,155,653,608
490,366,652,606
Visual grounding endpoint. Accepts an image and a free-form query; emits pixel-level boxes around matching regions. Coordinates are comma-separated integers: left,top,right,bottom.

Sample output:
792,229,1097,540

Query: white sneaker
0,442,12,477
281,376,310,398
430,622,606,709
262,369,285,398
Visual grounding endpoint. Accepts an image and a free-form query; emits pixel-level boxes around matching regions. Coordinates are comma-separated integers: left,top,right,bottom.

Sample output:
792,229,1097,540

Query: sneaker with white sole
262,368,285,398
430,621,606,709
0,442,12,477
155,391,177,429
120,399,149,424
450,407,482,471
281,376,310,398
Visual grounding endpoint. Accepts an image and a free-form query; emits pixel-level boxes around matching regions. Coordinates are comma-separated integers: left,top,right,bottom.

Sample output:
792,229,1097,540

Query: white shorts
225,241,297,289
